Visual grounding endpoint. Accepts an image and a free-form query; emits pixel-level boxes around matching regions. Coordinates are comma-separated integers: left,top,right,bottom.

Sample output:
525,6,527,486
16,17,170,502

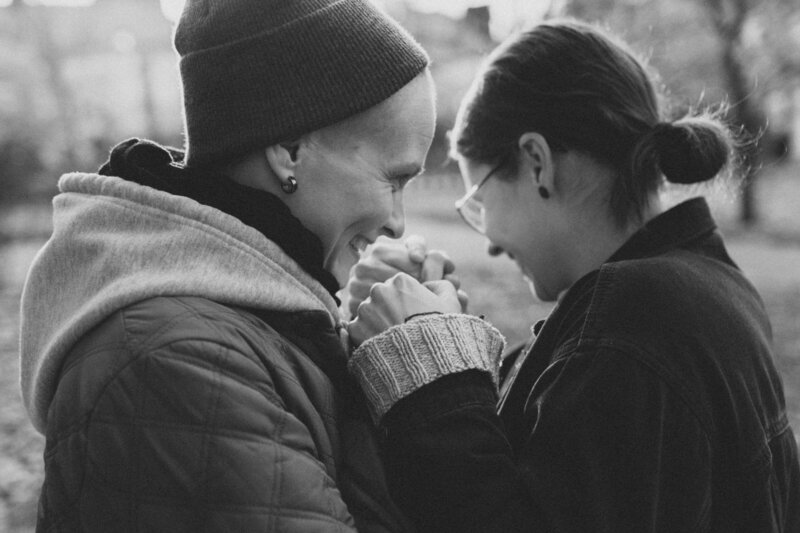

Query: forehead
315,73,435,157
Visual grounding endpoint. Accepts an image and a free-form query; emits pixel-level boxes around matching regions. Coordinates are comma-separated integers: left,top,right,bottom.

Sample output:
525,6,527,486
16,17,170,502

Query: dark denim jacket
381,198,800,532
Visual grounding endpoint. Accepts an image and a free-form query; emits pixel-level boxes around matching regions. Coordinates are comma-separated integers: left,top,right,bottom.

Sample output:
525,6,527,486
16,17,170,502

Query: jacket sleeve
348,313,505,421
353,320,712,532
43,321,357,532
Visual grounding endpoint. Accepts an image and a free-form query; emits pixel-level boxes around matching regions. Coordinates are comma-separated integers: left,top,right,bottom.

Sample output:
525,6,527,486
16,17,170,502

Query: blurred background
1,0,798,530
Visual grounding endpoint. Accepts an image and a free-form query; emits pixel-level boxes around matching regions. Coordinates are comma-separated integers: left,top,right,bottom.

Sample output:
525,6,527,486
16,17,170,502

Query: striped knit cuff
348,314,506,423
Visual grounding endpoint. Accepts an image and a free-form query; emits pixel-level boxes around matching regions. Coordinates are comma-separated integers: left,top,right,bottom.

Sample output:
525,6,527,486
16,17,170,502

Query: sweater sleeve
347,313,506,422
41,319,357,532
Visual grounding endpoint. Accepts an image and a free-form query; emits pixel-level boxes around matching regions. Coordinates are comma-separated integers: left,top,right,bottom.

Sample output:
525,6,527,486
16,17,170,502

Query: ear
264,142,300,183
518,132,555,193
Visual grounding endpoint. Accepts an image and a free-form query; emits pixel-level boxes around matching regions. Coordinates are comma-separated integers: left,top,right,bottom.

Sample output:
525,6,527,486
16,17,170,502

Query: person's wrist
348,313,506,422
404,311,443,323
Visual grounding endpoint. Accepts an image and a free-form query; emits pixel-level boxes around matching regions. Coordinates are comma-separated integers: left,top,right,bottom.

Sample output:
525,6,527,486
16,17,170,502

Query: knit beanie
174,0,430,169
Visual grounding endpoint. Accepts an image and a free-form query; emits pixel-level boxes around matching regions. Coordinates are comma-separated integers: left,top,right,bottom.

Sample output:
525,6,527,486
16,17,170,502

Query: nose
382,192,406,239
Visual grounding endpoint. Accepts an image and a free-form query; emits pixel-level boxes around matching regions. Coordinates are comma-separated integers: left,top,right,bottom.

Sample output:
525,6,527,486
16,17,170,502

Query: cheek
325,199,394,288
343,190,393,236
314,184,389,247
484,190,526,250
325,191,393,259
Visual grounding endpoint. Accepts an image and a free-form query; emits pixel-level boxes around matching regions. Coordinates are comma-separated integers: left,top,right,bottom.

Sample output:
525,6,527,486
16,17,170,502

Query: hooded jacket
20,169,412,531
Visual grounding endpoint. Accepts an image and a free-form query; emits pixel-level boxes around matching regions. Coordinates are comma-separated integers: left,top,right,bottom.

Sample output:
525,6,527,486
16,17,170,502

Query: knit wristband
348,313,506,423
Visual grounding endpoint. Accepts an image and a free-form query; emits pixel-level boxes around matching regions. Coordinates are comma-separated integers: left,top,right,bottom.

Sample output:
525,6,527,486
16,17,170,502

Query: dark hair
452,20,735,226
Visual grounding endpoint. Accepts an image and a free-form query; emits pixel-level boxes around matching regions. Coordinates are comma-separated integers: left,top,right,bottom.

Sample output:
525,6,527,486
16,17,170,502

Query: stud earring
538,186,550,199
281,176,298,194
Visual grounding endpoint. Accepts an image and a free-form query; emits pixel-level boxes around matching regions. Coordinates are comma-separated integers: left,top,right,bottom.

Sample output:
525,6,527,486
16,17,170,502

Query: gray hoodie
19,172,343,434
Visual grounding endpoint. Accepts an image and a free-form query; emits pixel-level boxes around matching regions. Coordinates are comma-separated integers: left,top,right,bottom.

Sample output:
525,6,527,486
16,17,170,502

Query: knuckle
356,298,371,316
353,262,371,277
370,280,391,298
392,272,413,285
387,272,403,283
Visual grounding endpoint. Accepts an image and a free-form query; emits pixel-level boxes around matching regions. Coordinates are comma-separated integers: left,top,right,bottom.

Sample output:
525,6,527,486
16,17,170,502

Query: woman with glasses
345,19,800,532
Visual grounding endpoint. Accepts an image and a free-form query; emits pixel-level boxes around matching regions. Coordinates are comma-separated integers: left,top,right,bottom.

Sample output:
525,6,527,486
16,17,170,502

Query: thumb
420,250,451,282
456,289,469,313
404,235,428,264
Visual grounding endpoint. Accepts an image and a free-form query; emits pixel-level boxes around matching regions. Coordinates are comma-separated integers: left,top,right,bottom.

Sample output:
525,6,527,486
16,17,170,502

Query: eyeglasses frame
454,161,504,234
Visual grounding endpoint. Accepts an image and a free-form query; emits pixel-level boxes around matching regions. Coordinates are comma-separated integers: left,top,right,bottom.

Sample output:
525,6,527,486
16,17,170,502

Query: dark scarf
98,138,341,303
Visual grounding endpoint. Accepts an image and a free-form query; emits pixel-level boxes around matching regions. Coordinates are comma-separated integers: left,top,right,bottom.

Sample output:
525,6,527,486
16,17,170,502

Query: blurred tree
704,0,769,224
383,3,496,172
0,125,46,205
560,0,799,226
31,9,81,171
0,0,179,205
465,6,491,40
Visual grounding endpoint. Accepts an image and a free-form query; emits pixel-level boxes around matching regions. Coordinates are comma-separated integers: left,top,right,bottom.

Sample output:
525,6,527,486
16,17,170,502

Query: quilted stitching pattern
38,296,359,532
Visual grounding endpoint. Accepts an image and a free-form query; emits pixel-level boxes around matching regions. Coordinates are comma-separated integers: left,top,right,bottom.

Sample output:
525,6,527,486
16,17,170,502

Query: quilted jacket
19,172,412,532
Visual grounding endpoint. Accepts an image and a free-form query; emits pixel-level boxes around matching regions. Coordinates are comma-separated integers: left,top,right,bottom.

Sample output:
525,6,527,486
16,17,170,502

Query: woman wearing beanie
346,20,800,532
19,0,438,530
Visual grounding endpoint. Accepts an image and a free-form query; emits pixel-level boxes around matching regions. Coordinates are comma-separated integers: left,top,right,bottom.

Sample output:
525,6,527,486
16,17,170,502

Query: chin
329,255,358,290
523,274,556,303
331,267,349,290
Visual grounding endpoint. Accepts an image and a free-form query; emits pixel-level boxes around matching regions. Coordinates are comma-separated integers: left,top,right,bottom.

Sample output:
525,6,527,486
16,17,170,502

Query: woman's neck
562,194,664,291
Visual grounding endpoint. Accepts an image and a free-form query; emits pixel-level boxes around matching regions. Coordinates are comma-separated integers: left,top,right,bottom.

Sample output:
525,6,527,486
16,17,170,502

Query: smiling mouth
349,236,372,256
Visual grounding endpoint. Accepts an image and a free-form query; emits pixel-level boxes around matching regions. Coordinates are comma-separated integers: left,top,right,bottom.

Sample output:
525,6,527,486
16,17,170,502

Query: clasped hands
345,236,466,348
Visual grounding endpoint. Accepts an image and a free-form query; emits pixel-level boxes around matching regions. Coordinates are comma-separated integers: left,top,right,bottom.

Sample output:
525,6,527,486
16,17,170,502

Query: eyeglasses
455,162,503,234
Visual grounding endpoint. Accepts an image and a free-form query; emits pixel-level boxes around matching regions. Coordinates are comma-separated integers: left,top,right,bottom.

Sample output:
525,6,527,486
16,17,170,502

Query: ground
1,162,798,530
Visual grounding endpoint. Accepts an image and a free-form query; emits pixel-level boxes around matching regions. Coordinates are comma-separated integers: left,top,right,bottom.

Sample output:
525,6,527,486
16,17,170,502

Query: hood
20,172,342,433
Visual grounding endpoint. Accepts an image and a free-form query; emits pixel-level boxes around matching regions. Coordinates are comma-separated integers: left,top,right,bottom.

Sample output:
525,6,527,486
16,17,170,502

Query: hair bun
652,119,729,184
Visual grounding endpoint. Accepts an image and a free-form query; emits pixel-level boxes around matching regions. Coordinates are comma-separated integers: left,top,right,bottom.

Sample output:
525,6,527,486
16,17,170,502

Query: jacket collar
608,197,717,263
498,197,720,447
98,138,341,301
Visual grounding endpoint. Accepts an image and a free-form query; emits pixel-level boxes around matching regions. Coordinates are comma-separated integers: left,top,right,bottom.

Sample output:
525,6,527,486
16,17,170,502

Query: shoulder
602,249,732,299
64,296,290,373
588,250,765,335
54,296,327,427
48,296,343,456
563,249,770,385
115,295,284,354
569,250,771,402
43,295,356,529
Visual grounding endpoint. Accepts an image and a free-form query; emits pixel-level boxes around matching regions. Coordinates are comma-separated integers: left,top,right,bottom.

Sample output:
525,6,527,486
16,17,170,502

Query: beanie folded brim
178,0,429,168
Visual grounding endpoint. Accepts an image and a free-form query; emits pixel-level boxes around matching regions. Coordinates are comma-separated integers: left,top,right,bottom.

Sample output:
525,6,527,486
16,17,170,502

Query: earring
281,176,298,194
538,186,550,199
